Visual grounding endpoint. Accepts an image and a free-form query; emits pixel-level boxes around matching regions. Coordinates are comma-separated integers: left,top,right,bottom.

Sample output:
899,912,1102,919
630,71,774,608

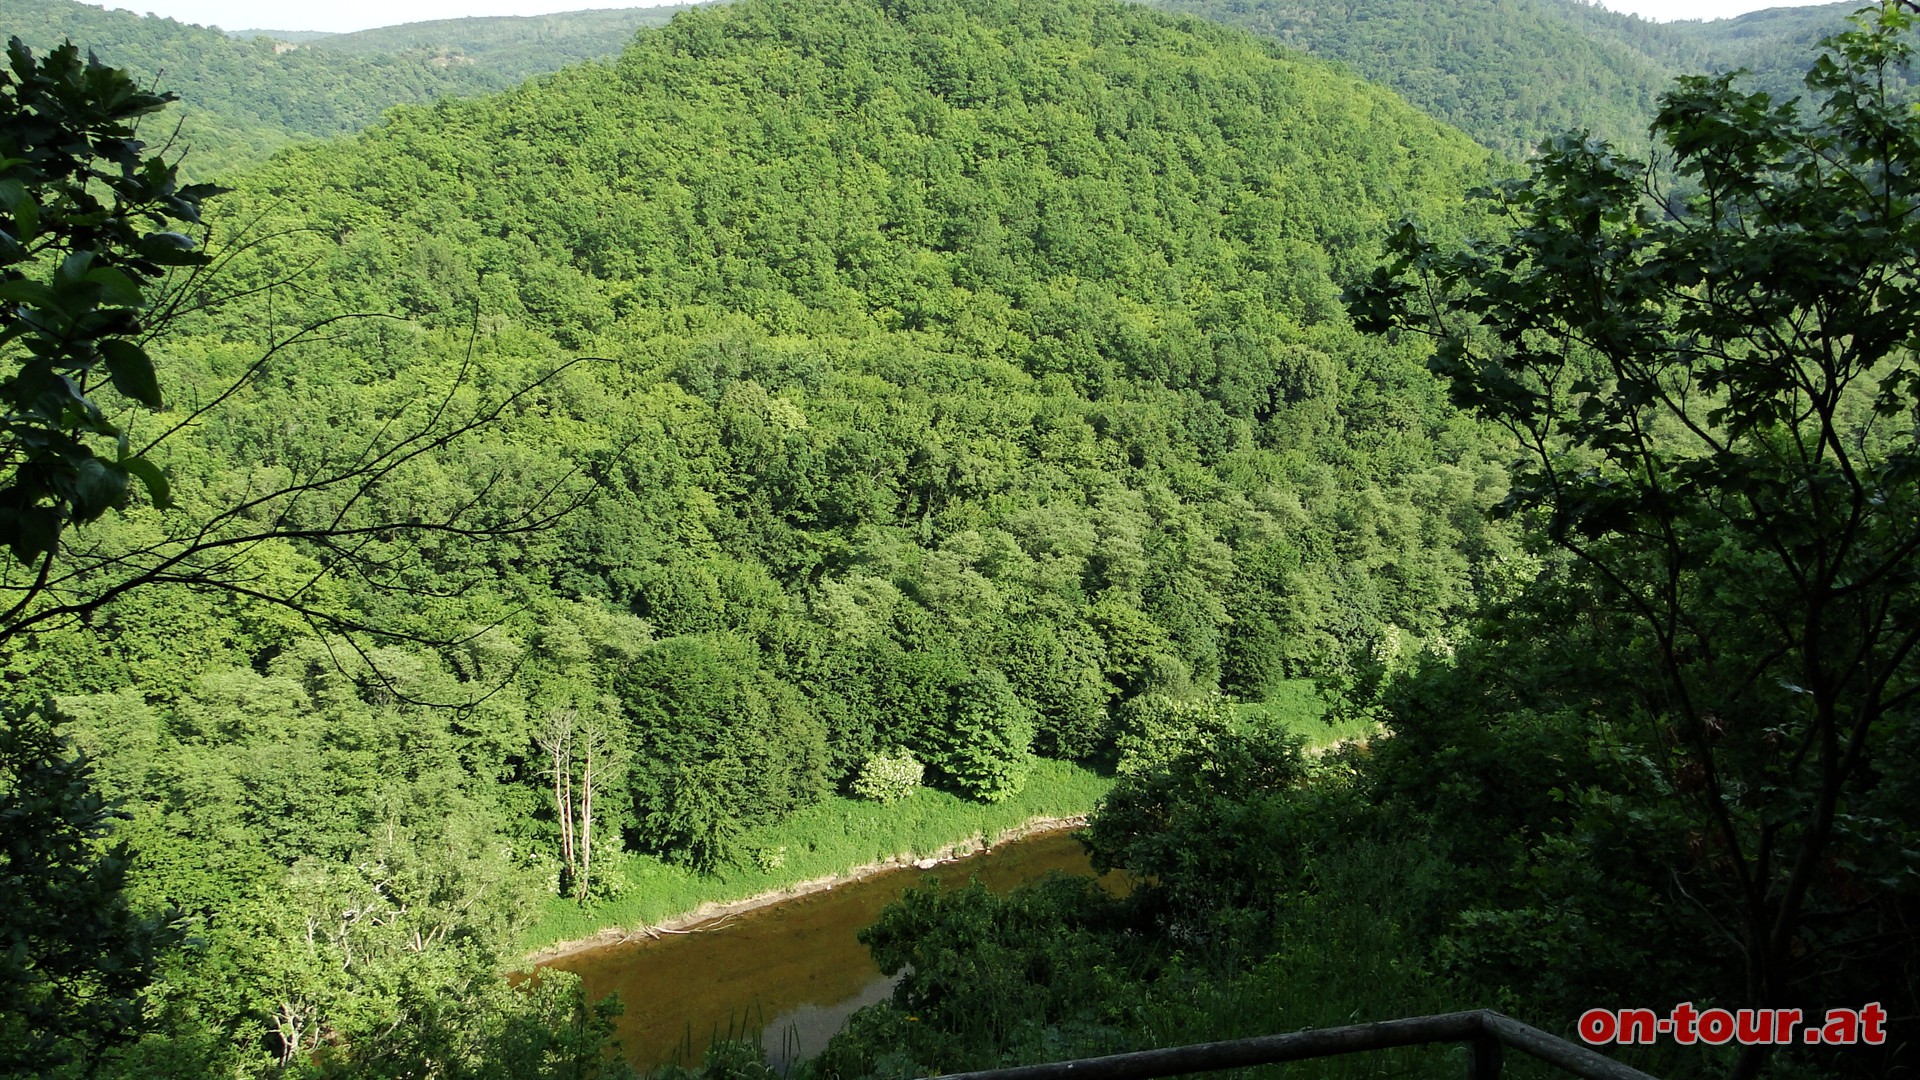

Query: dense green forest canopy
1139,0,1691,154
1664,1,1886,102
2,0,1517,1073
808,9,1920,1080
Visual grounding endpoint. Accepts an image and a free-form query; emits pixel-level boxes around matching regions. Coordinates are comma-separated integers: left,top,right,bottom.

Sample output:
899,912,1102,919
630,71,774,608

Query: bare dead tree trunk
579,728,594,901
538,702,624,901
275,1000,311,1067
560,737,576,882
538,709,580,892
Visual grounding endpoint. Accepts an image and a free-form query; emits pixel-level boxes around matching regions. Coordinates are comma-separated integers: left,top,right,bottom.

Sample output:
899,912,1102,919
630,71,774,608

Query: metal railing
932,1010,1659,1080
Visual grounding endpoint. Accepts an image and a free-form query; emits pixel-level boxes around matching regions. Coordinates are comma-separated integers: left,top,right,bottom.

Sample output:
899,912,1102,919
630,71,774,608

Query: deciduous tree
1349,5,1920,1072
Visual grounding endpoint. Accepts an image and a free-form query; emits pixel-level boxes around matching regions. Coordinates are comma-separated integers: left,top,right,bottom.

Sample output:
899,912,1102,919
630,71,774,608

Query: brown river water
544,828,1115,1072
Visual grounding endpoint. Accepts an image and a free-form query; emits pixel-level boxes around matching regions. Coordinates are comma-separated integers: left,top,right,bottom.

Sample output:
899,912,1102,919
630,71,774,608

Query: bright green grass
1232,678,1376,749
524,758,1111,952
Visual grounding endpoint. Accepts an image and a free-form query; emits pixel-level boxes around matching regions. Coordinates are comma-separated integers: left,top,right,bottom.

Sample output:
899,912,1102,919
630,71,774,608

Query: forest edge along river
539,823,1124,1072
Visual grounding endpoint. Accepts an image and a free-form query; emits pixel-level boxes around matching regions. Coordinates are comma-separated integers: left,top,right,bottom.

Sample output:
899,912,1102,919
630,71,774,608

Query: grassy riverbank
524,758,1113,953
525,682,1350,956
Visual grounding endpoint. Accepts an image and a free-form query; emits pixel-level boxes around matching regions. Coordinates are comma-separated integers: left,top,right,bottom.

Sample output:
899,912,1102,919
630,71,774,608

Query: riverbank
529,813,1091,966
523,758,1111,960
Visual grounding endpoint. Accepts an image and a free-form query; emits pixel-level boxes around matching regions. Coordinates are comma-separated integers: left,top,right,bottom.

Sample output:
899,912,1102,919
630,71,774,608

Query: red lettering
1579,1009,1617,1044
1618,1009,1657,1045
1862,1003,1887,1045
1672,1002,1699,1045
1699,1008,1735,1045
1773,1008,1803,1044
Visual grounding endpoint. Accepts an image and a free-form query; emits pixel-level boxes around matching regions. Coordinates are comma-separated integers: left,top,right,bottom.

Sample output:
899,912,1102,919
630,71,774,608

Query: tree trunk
578,730,594,901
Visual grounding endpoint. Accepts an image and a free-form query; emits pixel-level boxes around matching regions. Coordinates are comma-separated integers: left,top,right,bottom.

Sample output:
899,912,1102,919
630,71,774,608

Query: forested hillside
6,0,689,175
2,0,1508,1073
10,0,1912,1077
1137,0,1871,155
7,0,1877,178
6,0,498,172
1665,1,1875,101
1139,0,1689,154
801,9,1920,1080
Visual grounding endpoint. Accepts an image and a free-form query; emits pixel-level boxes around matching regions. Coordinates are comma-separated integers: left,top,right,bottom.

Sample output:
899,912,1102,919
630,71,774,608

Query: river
544,828,1114,1072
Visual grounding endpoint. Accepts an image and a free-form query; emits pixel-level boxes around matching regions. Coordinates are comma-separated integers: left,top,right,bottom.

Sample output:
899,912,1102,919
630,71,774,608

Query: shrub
852,749,924,803
921,671,1035,802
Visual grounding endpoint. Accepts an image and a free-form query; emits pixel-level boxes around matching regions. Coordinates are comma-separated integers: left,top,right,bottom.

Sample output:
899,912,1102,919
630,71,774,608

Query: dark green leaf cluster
619,634,828,872
1346,7,1920,1062
0,38,215,563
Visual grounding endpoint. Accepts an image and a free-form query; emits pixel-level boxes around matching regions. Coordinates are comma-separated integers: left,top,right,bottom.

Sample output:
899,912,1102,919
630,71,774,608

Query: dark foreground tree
1350,3,1920,1075
0,38,205,1074
0,714,173,1075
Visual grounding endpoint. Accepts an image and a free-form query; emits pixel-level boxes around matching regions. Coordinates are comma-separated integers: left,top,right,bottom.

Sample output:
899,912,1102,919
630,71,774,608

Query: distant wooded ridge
14,0,1878,170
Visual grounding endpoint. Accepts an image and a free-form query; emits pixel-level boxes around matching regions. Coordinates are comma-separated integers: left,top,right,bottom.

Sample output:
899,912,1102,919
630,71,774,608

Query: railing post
1468,1031,1504,1080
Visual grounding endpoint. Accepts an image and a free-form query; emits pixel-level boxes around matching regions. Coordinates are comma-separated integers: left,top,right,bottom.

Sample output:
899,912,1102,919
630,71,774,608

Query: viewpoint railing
931,1009,1659,1080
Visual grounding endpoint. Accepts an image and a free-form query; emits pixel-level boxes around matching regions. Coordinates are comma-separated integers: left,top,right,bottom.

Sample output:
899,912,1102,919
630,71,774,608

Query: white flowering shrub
852,749,924,803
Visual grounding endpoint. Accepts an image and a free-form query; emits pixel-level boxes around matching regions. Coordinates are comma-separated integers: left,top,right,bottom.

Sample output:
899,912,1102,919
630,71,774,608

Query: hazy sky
85,0,1848,36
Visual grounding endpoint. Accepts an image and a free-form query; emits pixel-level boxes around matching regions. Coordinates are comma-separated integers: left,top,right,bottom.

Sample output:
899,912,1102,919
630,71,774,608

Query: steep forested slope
802,10,1920,1080
7,0,1513,1071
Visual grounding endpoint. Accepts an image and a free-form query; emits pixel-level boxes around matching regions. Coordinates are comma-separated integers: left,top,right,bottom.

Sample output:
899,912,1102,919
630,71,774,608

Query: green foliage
5,0,573,176
0,0,1561,1072
811,756,1456,1080
1085,727,1312,925
652,1037,781,1080
1345,3,1920,1071
836,875,1148,1075
0,38,214,564
1109,691,1231,775
523,758,1111,952
1143,0,1888,161
0,710,176,1076
619,635,829,871
850,749,923,804
918,670,1035,803
1141,0,1696,156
